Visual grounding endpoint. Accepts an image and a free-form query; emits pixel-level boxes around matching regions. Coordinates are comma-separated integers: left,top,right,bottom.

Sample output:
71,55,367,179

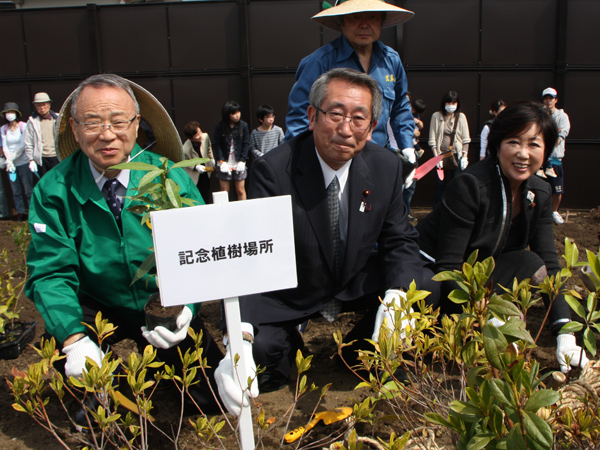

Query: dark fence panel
481,0,556,66
0,13,27,77
404,0,480,66
169,2,240,72
247,0,320,69
98,5,171,73
23,8,92,77
0,0,598,209
566,0,600,66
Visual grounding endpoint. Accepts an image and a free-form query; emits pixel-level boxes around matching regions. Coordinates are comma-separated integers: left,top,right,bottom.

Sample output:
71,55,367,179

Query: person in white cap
285,0,416,166
24,92,59,178
540,87,570,224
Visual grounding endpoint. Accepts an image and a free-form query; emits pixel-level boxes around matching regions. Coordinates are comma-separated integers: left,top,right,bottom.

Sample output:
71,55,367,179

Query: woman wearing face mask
428,90,471,204
1,102,33,221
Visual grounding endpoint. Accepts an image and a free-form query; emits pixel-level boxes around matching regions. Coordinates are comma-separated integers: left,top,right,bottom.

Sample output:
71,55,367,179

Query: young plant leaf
483,324,508,370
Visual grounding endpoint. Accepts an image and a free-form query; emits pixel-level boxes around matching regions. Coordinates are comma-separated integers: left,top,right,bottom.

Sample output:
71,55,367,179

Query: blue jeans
8,164,34,214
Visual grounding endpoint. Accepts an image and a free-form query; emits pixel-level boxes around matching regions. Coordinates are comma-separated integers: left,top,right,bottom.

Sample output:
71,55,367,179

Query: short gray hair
308,68,382,122
70,73,140,118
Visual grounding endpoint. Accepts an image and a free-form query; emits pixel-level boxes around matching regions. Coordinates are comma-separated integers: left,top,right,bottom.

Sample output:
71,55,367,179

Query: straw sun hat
312,0,414,31
56,76,183,163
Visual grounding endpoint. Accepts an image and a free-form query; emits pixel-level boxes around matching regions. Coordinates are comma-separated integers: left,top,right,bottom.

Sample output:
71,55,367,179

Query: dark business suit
240,130,426,384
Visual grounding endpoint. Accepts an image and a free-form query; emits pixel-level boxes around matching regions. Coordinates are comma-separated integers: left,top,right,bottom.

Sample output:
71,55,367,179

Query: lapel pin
360,190,371,213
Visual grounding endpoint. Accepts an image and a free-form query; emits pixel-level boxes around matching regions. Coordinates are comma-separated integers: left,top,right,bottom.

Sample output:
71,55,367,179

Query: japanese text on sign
178,239,274,265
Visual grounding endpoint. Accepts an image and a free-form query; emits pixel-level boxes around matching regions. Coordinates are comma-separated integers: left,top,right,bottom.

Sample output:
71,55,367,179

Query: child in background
250,105,284,159
479,99,506,160
213,101,250,200
411,98,426,159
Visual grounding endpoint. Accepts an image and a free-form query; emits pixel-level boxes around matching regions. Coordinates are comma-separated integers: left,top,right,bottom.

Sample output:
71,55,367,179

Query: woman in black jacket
417,100,587,373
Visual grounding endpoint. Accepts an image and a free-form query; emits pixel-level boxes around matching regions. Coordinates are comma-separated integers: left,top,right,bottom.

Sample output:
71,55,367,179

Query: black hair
487,100,558,161
489,99,506,116
440,90,461,116
220,101,242,138
411,99,426,114
256,105,275,122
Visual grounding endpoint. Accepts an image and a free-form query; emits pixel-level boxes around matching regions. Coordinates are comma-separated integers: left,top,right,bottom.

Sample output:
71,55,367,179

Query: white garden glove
141,306,193,349
436,160,444,170
215,324,259,416
401,148,417,164
29,160,38,173
460,155,469,170
236,161,246,172
372,289,414,342
194,164,206,173
556,333,589,373
6,160,15,173
487,317,506,327
63,336,104,378
219,161,231,173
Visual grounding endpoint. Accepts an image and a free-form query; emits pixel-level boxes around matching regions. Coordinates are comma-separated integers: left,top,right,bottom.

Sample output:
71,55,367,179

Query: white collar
89,160,130,191
314,148,352,192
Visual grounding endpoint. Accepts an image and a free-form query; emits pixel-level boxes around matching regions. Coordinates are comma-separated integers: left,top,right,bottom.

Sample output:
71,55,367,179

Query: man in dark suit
215,68,434,416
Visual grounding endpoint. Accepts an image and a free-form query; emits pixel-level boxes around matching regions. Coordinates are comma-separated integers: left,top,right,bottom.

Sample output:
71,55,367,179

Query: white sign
150,195,297,307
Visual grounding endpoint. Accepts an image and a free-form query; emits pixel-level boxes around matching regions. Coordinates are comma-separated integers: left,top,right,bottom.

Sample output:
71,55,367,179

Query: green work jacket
25,146,204,343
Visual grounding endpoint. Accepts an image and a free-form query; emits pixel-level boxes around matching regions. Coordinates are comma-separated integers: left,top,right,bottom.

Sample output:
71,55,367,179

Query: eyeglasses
73,115,138,136
316,107,372,131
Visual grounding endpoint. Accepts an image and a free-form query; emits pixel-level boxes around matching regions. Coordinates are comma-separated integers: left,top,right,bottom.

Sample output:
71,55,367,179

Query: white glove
215,338,259,416
436,160,444,170
194,164,206,173
63,336,104,378
460,155,469,170
556,333,589,373
236,161,246,172
219,162,231,173
401,148,416,164
141,306,193,349
372,289,414,342
29,160,38,173
6,161,15,173
487,317,506,327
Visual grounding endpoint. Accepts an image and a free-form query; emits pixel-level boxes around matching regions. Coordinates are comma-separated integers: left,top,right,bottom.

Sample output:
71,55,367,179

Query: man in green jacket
25,74,223,414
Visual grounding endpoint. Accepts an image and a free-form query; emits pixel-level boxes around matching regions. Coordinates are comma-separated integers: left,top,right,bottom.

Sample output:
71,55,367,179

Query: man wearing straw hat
285,0,416,164
25,74,224,415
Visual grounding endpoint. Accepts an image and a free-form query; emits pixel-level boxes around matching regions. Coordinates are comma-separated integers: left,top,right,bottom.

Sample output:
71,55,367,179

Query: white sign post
150,192,297,450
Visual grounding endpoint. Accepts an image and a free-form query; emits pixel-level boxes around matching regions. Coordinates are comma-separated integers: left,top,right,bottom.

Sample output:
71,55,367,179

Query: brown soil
144,294,183,319
0,207,599,449
144,293,184,333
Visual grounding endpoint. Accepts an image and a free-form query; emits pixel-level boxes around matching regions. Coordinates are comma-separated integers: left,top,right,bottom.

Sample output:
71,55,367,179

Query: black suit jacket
241,130,423,325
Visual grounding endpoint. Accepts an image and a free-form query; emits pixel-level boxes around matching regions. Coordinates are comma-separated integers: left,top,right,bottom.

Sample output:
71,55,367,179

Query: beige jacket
182,134,215,184
428,111,471,156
